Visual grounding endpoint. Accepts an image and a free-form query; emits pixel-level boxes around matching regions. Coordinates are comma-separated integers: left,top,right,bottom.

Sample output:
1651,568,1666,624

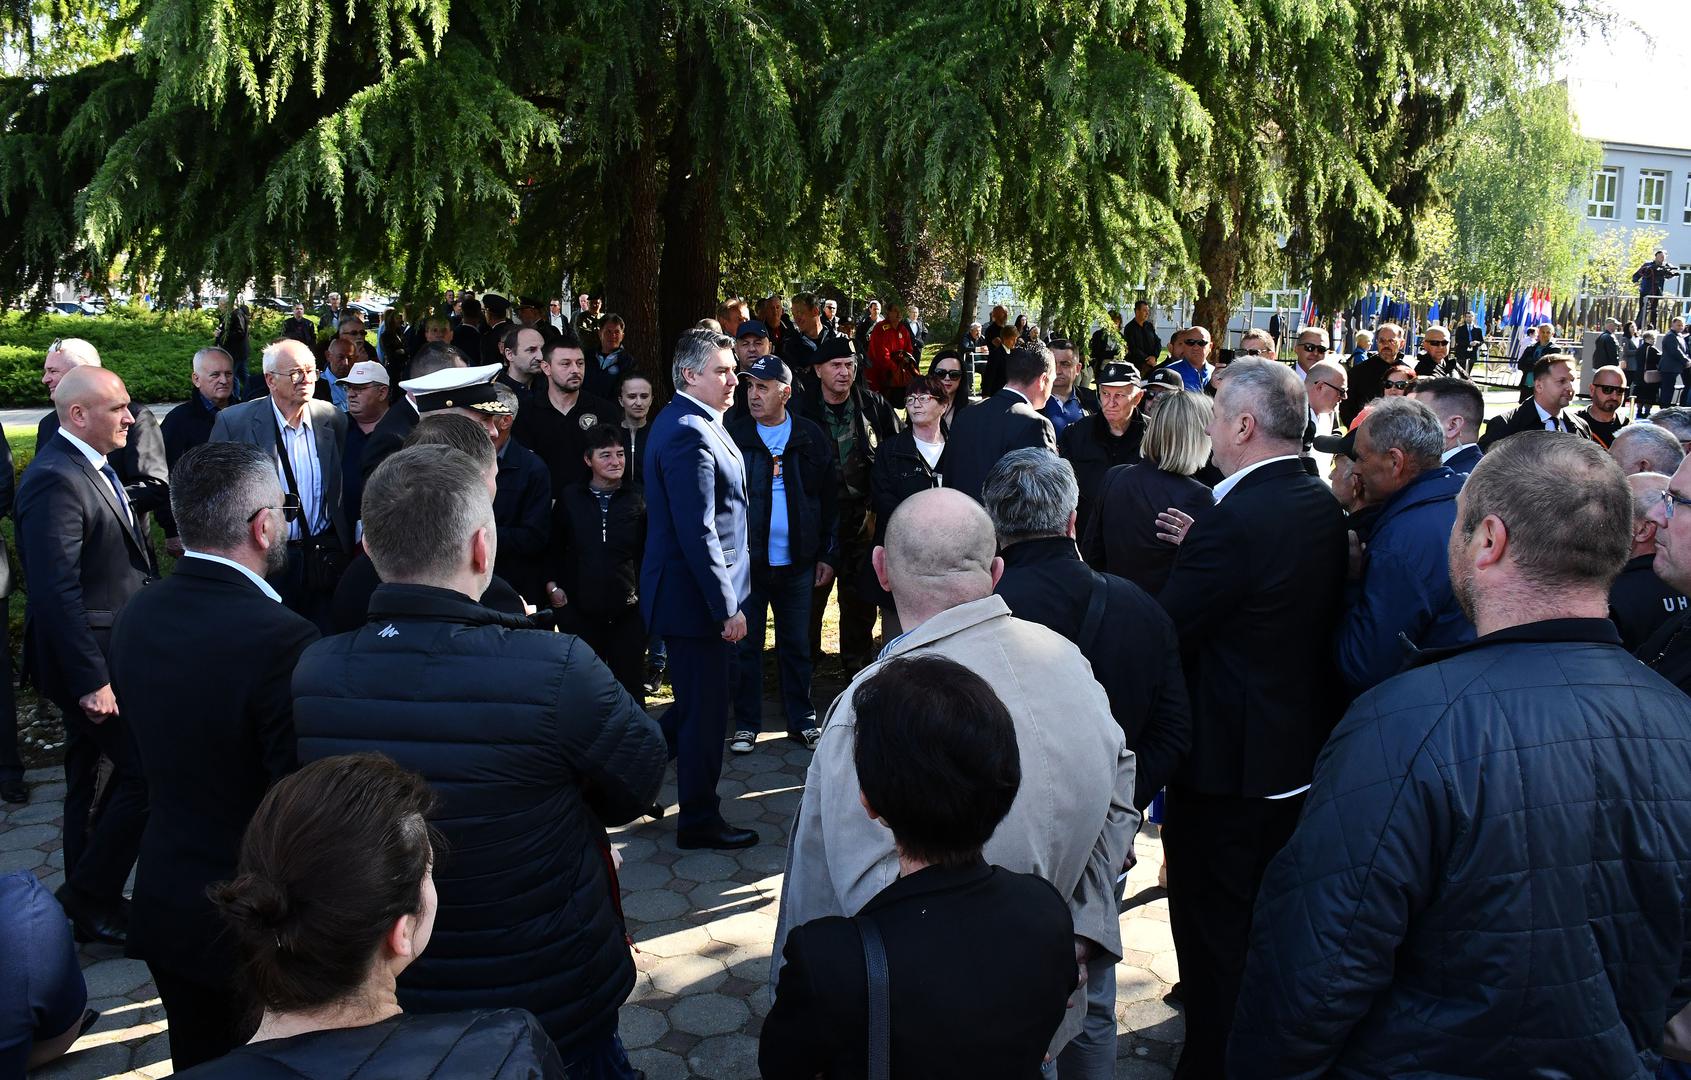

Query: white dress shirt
1442,443,1477,464
271,401,324,539
1211,454,1303,504
59,428,131,526
180,550,283,602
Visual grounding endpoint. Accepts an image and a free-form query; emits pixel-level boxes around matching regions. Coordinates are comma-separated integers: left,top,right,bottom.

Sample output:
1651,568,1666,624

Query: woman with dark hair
1516,322,1557,402
1640,329,1664,418
760,657,1075,1079
1382,362,1416,397
865,373,949,632
179,754,564,1078
927,349,972,432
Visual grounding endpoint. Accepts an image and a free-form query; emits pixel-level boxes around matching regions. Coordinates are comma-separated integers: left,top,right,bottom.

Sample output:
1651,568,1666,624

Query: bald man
773,488,1137,1064
16,366,156,942
37,339,171,549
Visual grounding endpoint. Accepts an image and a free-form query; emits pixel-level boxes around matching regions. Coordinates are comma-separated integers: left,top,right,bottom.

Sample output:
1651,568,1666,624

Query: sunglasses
1181,338,1208,347
934,370,962,380
248,492,303,524
1383,379,1415,390
1592,383,1625,394
1242,348,1264,356
1424,339,1449,347
1297,343,1326,352
1315,380,1348,399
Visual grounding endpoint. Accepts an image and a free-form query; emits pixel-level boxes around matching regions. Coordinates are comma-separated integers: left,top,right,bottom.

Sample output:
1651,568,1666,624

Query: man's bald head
55,364,122,415
56,366,132,454
878,489,1000,625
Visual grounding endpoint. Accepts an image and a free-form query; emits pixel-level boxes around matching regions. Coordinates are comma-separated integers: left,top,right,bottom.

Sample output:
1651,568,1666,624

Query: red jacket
866,319,915,394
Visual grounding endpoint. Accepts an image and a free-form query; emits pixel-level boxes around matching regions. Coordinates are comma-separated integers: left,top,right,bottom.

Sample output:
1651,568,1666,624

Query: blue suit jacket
639,394,751,638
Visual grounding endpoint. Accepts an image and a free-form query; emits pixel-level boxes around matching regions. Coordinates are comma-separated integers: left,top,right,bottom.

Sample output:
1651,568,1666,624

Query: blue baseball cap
745,356,792,385
735,319,772,340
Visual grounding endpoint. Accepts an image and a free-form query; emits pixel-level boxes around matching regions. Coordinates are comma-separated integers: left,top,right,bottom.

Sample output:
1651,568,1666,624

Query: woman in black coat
1081,389,1215,595
1516,323,1557,402
1639,329,1664,417
929,350,972,435
863,374,948,626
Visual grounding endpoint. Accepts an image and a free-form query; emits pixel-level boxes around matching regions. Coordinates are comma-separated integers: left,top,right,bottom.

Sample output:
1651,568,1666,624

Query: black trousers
662,635,733,833
149,967,253,1070
559,606,647,705
809,498,878,670
58,698,147,907
1164,786,1305,1079
0,596,19,784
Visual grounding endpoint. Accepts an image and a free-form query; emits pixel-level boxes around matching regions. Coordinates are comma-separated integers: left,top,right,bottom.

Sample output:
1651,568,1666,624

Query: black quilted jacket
176,1008,565,1078
292,584,666,1052
1232,619,1691,1078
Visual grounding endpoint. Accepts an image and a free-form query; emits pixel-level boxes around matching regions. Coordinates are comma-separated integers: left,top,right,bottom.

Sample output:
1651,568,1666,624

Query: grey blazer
209,397,350,546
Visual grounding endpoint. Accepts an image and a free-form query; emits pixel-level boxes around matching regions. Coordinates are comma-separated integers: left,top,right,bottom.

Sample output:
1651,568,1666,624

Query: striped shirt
271,401,324,539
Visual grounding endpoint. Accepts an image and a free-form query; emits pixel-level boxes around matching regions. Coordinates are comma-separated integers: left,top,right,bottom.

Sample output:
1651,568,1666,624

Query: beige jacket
771,594,1138,1054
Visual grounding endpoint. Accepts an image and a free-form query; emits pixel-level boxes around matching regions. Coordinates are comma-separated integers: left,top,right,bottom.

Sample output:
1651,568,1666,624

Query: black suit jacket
760,861,1075,1080
359,396,420,487
15,435,155,702
1479,402,1591,450
938,388,1057,501
111,557,319,984
1444,443,1483,475
38,405,170,544
1157,457,1347,797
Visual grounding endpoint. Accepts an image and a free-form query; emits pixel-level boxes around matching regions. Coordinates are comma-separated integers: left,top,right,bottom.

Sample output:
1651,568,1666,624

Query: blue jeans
733,564,817,736
560,1032,639,1080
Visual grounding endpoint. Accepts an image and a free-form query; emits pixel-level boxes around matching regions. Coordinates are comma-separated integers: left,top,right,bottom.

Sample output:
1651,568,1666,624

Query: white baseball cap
343,360,390,386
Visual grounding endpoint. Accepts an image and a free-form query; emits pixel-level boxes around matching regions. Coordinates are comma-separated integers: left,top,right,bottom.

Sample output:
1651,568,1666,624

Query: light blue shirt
181,551,283,603
272,401,325,539
321,368,348,411
757,414,793,566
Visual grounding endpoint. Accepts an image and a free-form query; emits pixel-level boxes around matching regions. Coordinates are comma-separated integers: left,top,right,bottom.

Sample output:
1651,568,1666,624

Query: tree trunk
959,252,983,334
605,82,665,394
1192,187,1246,345
658,54,722,384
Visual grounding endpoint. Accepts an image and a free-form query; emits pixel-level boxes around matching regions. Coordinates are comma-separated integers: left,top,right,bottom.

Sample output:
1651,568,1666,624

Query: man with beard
1343,321,1403,426
110,443,318,1067
1480,354,1592,447
513,328,623,498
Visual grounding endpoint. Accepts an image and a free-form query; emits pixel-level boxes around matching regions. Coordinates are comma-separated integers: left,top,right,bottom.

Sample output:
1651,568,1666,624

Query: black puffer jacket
1232,619,1691,1078
292,585,666,1052
175,1009,565,1078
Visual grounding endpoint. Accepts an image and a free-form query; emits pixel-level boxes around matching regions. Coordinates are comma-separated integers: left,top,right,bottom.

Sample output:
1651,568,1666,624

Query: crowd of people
6,286,1691,1080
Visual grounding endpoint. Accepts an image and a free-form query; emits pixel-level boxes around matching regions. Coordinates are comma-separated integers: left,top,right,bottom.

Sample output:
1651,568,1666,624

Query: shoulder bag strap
272,417,311,538
1079,569,1110,656
856,917,892,1080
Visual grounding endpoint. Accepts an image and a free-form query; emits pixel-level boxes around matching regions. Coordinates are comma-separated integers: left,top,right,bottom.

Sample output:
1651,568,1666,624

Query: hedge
0,306,295,407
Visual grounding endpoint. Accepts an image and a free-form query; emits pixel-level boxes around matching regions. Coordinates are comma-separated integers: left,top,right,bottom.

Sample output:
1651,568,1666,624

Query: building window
1684,174,1690,224
1637,169,1668,222
1588,167,1619,219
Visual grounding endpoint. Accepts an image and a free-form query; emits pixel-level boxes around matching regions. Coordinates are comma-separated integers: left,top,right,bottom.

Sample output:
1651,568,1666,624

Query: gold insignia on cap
444,399,454,407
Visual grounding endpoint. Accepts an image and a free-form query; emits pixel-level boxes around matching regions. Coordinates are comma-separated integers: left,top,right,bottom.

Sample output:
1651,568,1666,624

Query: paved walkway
6,723,1184,1080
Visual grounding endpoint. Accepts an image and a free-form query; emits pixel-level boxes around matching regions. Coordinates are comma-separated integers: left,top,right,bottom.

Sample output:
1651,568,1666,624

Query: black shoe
676,824,757,850
1163,981,1184,1007
0,779,25,804
55,885,127,946
643,803,666,821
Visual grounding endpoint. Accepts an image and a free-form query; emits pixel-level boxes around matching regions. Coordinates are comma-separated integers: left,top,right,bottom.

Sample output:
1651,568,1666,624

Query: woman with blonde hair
1081,390,1216,594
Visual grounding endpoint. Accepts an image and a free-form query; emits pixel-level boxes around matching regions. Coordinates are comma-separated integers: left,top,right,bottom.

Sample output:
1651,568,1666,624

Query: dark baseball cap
735,319,771,340
745,356,792,385
1312,405,1373,459
1143,368,1185,393
817,335,857,363
1098,361,1142,387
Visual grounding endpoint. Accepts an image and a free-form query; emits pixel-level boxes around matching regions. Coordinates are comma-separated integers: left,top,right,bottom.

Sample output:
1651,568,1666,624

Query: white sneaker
729,731,757,754
802,727,823,750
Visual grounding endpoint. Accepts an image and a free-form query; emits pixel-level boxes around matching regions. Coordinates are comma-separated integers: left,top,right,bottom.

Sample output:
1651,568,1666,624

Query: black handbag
855,917,891,1080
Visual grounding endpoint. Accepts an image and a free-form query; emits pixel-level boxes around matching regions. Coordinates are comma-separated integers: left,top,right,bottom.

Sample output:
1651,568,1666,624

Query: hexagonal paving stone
1121,915,1175,954
1120,998,1185,1044
133,1030,174,1069
672,851,738,883
1116,1058,1175,1079
621,888,690,923
638,922,716,959
1148,950,1180,986
735,844,789,874
3,801,64,826
617,1003,670,1049
687,1032,761,1080
613,834,659,862
29,1040,133,1079
703,910,776,949
627,1047,690,1080
719,944,774,983
688,877,768,913
32,782,70,802
720,796,763,823
668,992,750,1037
747,984,773,1020
36,869,65,893
615,859,674,891
82,958,155,998
0,846,47,873
1116,963,1166,1004
736,752,786,775
647,952,728,996
0,822,58,851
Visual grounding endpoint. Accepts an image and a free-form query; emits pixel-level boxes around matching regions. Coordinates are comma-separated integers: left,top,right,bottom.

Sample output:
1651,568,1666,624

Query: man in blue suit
641,329,757,849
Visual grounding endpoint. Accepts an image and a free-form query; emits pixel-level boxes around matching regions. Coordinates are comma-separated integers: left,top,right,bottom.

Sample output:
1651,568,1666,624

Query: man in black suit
1153,357,1348,1078
1341,321,1402,427
1409,376,1485,475
0,435,17,806
1480,353,1591,449
110,443,319,1068
761,657,1078,1080
15,366,157,944
37,339,170,553
939,342,1059,502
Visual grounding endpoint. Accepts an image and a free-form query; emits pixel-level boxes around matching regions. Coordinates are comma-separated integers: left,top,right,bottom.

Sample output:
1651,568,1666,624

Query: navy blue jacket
726,409,840,572
292,584,666,1052
492,439,553,605
639,394,751,637
1443,442,1482,475
1336,466,1473,693
1234,620,1691,1078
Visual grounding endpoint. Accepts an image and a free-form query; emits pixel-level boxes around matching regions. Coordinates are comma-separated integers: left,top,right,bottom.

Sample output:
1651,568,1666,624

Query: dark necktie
99,462,133,527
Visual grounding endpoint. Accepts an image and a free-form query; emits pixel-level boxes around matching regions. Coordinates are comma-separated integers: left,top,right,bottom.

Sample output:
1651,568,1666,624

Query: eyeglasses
248,492,302,524
275,367,316,382
906,393,937,405
1592,383,1625,394
1314,380,1348,399
1383,379,1415,390
934,370,962,380
1242,348,1264,356
1659,488,1691,521
1297,343,1326,353
1424,339,1449,347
